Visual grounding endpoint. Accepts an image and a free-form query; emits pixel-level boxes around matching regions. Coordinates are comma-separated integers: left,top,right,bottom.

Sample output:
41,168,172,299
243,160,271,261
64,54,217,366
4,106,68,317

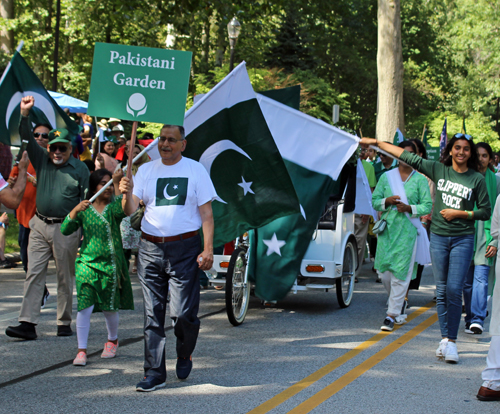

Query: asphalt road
0,259,498,413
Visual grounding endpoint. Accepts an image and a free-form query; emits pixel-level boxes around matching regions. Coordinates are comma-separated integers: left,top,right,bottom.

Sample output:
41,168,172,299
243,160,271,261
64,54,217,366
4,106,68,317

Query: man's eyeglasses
455,133,472,140
159,136,183,145
34,132,49,139
49,144,69,153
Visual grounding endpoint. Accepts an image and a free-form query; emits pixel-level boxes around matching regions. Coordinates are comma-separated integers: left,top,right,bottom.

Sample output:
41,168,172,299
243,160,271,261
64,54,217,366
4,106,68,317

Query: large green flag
0,52,80,146
182,62,300,247
248,94,359,301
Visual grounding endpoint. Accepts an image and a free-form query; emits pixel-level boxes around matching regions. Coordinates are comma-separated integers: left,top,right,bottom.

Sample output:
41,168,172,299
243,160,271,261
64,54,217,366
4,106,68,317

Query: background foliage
1,0,499,145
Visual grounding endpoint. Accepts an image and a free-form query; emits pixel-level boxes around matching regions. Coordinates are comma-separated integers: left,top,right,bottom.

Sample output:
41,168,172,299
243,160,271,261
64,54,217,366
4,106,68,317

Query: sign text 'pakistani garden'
88,43,192,125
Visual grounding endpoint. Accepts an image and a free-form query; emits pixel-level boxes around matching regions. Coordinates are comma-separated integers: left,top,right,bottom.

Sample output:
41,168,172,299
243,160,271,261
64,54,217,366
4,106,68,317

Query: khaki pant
18,215,79,326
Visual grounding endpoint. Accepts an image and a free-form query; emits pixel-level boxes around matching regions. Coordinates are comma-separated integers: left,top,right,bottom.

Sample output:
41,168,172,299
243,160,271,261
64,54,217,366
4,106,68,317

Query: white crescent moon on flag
163,183,178,201
199,140,252,204
6,91,57,130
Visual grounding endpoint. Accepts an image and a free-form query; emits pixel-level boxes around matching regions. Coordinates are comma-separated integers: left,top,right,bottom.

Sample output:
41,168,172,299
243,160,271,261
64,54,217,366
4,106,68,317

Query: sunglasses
455,133,471,140
49,144,69,153
34,132,49,139
159,136,183,145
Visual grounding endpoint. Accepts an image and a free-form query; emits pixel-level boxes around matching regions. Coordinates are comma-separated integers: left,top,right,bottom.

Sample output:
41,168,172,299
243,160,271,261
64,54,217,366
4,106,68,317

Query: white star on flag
238,176,255,196
262,233,286,256
173,185,178,190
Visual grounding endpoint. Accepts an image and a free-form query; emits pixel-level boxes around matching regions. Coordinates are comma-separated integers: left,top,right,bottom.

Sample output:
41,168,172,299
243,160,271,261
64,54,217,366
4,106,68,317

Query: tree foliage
0,0,498,142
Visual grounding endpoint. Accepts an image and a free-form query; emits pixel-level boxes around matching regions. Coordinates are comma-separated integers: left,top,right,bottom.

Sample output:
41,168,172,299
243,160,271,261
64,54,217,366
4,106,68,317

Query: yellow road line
247,301,435,414
288,312,438,413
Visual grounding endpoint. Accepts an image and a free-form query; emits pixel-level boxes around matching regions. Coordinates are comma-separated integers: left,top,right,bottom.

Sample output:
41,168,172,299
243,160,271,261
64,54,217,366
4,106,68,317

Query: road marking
288,312,438,413
247,301,435,414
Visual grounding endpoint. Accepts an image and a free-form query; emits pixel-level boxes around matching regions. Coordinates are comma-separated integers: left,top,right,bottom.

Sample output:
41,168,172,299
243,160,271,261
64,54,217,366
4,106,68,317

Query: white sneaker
445,341,459,363
395,314,407,325
436,338,448,358
470,323,483,334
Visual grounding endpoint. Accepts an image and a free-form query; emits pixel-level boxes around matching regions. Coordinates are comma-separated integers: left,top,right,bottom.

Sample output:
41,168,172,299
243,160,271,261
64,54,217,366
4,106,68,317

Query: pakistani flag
182,62,300,247
0,52,80,146
248,94,359,301
393,128,404,145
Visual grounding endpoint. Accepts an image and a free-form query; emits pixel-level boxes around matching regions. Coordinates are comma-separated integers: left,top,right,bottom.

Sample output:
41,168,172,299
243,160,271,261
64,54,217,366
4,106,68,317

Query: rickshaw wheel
336,240,355,308
225,247,250,326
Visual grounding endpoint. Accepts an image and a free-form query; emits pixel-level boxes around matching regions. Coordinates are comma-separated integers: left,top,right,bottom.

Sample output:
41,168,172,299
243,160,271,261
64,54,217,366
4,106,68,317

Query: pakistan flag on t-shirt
156,178,188,206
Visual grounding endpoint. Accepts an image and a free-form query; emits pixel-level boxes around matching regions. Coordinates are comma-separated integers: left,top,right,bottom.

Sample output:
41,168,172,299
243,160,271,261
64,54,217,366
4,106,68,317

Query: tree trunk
376,0,404,142
0,0,14,54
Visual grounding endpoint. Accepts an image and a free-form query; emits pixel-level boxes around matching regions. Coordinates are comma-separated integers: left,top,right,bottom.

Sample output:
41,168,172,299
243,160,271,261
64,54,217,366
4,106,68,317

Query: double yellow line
249,301,437,414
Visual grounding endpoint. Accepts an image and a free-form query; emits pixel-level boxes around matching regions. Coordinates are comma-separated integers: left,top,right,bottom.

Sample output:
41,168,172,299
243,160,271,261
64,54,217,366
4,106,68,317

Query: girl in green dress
61,168,134,366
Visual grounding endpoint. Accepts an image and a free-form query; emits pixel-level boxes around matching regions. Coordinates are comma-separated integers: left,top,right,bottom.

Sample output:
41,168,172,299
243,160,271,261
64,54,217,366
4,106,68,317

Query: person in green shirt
5,96,89,341
361,134,490,364
354,148,377,279
463,142,500,335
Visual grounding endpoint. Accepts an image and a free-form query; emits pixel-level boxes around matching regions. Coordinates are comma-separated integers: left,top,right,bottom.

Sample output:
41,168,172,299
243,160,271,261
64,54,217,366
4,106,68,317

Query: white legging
76,305,119,350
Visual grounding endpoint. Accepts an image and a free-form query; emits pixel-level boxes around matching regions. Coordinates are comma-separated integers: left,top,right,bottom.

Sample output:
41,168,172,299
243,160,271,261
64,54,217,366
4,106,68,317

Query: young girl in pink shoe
61,168,134,366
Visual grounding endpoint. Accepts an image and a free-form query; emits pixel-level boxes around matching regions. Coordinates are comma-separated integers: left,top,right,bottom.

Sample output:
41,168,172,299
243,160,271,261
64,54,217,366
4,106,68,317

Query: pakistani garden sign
87,43,192,125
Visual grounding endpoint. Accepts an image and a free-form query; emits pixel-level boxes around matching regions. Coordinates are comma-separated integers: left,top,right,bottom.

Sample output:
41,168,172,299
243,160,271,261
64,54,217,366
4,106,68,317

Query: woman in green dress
61,168,134,366
372,141,432,331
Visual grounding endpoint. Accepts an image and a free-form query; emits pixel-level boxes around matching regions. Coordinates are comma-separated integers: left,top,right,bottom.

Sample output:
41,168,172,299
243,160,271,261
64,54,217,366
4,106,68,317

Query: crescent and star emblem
163,183,178,201
5,91,57,130
199,139,252,204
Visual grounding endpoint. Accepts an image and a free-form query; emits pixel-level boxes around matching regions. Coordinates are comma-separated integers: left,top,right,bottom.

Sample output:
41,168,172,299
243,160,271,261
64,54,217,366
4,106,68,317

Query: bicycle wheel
336,240,355,308
225,247,250,326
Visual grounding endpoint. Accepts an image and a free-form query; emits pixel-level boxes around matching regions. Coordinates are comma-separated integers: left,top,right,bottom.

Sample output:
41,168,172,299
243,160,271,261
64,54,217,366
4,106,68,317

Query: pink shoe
101,341,118,358
73,351,87,366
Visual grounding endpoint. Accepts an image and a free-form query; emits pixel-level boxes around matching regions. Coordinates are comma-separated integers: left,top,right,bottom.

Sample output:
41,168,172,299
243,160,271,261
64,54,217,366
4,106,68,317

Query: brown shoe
477,386,500,401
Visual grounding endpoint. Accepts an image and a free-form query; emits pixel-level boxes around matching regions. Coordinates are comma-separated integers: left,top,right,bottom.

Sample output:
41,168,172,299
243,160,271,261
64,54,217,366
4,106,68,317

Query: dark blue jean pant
463,264,490,326
430,233,474,341
137,235,201,381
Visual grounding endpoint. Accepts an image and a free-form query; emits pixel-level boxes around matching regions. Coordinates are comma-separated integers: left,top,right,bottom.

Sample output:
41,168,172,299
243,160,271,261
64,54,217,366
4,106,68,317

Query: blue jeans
430,233,474,340
463,264,490,326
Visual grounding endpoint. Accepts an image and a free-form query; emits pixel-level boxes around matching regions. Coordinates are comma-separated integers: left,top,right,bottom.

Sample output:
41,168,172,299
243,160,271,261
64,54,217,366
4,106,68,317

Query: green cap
48,129,71,145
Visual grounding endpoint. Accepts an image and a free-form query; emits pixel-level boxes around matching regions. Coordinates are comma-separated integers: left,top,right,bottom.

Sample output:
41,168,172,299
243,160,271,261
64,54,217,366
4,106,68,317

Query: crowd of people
0,96,498,399
360,135,500,400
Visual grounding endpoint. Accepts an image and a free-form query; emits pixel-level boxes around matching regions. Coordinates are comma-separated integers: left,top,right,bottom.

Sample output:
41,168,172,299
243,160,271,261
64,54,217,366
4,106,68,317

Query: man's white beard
52,158,64,165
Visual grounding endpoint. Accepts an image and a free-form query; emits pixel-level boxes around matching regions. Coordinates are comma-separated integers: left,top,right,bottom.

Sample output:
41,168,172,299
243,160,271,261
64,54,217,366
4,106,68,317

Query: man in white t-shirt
120,124,216,392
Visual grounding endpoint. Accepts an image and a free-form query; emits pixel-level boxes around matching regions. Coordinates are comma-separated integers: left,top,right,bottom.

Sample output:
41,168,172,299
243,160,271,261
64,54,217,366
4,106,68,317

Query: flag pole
421,124,426,140
89,134,158,203
126,121,138,180
0,41,24,87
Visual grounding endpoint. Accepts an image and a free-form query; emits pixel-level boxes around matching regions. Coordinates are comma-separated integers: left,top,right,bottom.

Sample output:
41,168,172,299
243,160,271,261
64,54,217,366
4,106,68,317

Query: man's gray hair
162,124,185,140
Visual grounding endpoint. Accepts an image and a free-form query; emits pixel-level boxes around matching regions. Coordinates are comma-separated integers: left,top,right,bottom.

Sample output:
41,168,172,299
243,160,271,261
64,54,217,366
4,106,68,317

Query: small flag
422,125,428,148
461,117,467,134
439,118,447,156
0,52,80,146
393,128,404,145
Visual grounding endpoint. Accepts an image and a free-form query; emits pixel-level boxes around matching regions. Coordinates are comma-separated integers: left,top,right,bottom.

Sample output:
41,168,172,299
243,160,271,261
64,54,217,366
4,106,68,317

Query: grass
5,214,20,254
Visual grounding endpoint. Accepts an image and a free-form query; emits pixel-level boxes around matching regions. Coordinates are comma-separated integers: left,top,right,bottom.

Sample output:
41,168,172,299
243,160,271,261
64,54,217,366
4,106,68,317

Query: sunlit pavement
0,259,497,413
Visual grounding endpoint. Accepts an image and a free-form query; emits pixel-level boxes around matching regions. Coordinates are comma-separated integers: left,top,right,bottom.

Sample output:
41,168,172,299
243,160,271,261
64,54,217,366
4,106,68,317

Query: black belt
141,230,199,243
36,211,65,225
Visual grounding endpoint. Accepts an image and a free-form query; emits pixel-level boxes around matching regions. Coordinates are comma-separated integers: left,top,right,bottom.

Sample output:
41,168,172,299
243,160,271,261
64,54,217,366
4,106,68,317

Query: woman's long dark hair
476,142,495,172
409,139,427,159
398,140,417,152
88,168,112,199
442,134,479,171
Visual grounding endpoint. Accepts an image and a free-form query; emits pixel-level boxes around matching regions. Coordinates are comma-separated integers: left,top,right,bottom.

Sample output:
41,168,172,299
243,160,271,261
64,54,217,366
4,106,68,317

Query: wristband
467,210,472,220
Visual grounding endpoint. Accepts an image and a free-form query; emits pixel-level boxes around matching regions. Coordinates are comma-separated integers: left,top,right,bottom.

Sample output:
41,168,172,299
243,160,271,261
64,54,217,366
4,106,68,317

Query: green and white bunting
181,62,300,247
0,52,80,146
248,94,359,301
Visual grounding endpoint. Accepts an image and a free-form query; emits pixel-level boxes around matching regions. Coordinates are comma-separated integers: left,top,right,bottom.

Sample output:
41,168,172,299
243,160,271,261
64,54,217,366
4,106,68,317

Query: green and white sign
88,43,192,125
427,146,440,161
